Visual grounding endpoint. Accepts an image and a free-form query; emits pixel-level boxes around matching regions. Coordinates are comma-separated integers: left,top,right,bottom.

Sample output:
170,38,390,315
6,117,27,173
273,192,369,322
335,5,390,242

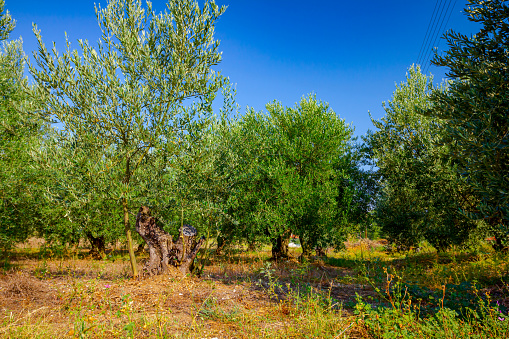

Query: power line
421,0,449,68
417,0,442,66
418,0,447,66
424,0,457,74
417,0,442,64
422,0,454,72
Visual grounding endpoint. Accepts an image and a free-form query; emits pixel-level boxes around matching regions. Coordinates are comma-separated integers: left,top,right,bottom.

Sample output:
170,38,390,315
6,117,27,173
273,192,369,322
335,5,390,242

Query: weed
70,315,97,339
355,266,509,338
197,296,241,322
34,259,49,279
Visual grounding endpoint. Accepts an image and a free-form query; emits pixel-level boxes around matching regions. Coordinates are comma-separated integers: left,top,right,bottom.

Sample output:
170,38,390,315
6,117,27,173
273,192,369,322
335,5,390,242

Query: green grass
329,241,509,338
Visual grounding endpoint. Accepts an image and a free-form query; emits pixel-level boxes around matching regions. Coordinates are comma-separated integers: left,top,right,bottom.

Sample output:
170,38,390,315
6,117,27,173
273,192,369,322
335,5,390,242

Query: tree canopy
0,1,48,250
368,65,478,250
29,0,228,276
427,0,509,250
220,95,360,259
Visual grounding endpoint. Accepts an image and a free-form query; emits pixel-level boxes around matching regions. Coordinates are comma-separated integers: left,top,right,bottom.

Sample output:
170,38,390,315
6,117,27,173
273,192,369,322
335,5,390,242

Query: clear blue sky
7,0,480,137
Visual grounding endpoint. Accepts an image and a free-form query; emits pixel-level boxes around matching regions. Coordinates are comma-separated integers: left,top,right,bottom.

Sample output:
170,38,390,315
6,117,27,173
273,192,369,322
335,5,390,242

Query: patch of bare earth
0,249,369,338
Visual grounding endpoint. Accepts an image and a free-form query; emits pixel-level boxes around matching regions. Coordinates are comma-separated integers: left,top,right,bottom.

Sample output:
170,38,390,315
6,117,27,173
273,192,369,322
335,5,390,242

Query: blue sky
7,0,480,137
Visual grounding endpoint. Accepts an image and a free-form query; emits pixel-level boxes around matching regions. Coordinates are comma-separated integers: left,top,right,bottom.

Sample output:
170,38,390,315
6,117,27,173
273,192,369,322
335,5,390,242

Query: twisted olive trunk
271,231,291,260
136,206,205,276
86,232,106,260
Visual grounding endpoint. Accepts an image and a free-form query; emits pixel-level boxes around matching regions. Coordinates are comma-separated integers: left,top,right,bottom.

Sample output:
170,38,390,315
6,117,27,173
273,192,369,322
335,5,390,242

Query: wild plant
355,266,509,338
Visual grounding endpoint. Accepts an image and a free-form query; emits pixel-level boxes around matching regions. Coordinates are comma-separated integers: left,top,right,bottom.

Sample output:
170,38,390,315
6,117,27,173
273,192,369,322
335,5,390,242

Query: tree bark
271,232,290,260
299,236,313,261
86,232,106,260
123,197,138,278
135,205,205,276
215,235,226,255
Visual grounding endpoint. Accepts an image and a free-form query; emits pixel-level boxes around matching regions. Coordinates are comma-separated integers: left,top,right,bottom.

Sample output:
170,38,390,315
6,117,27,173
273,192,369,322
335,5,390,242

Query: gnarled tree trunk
86,232,106,260
271,232,290,260
215,234,226,255
135,206,205,276
299,236,313,261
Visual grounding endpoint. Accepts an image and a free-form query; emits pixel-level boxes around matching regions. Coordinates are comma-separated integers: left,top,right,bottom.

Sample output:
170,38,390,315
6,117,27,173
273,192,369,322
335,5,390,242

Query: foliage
0,0,14,41
220,95,358,258
340,141,380,238
121,82,243,256
33,132,125,253
357,298,509,339
367,65,478,250
0,3,47,250
29,0,228,274
426,0,509,250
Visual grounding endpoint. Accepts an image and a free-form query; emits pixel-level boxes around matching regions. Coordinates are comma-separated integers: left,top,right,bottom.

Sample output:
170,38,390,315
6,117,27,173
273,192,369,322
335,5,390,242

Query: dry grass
0,244,366,338
1,271,50,300
3,239,507,338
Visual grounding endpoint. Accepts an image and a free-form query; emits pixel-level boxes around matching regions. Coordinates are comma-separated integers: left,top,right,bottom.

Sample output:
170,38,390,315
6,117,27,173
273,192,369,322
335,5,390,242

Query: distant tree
34,132,125,258
29,0,227,276
367,65,478,250
224,95,355,260
339,141,379,239
0,1,47,251
427,0,509,251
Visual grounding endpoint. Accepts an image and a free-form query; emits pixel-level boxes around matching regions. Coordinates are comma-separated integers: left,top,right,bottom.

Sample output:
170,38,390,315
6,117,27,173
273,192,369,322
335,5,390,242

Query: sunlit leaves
0,4,48,249
367,65,477,250
28,0,228,266
222,95,356,255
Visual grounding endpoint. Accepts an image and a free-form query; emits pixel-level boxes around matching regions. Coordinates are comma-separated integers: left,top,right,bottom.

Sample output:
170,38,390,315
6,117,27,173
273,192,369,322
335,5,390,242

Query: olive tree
0,0,13,41
427,0,509,250
34,130,127,257
224,95,355,260
367,65,478,250
29,0,227,276
0,1,48,250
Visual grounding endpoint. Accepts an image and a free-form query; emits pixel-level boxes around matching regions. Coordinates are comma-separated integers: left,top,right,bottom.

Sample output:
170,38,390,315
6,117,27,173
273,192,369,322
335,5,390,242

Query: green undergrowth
324,242,509,338
355,267,509,338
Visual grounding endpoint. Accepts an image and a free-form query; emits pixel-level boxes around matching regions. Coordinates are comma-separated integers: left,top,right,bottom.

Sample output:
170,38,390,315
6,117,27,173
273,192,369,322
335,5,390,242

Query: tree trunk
135,206,205,276
299,236,313,261
123,197,138,278
215,235,226,255
271,232,290,260
86,232,106,260
315,247,327,257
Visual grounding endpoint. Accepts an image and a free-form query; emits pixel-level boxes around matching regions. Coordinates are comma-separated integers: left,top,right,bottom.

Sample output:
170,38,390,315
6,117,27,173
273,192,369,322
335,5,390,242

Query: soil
0,243,372,338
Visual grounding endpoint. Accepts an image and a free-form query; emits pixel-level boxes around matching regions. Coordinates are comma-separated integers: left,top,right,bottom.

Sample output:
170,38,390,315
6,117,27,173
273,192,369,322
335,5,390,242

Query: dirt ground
0,241,373,338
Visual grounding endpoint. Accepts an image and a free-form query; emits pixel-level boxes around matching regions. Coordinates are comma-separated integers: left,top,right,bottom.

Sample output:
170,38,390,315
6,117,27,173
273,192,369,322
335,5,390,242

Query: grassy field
1,238,508,338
